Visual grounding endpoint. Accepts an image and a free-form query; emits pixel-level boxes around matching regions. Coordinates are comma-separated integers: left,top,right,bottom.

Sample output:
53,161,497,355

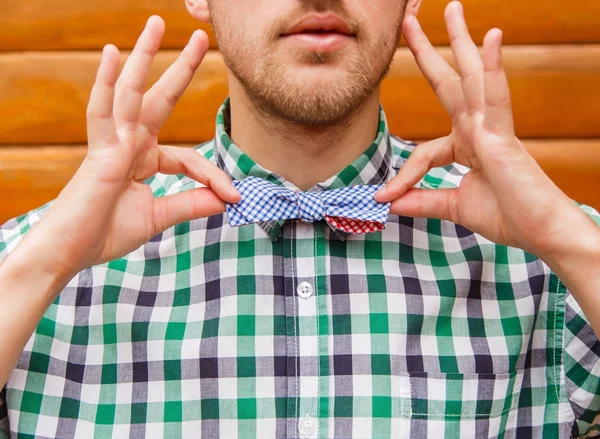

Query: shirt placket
284,220,329,439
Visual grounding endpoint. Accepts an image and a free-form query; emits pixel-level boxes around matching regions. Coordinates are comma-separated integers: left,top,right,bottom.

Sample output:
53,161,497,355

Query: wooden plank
1,45,599,144
1,140,599,224
418,0,600,46
0,0,216,51
1,147,87,223
384,44,600,140
1,0,599,50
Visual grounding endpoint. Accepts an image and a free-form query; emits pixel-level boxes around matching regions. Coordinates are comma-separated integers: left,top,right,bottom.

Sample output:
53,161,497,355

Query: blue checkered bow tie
225,176,391,234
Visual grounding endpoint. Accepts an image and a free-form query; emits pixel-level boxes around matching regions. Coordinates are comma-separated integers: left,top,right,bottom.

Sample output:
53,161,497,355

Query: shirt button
298,413,315,436
297,281,313,299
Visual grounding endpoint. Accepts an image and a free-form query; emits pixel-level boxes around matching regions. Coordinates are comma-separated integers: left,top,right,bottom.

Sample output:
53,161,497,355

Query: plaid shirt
1,98,600,439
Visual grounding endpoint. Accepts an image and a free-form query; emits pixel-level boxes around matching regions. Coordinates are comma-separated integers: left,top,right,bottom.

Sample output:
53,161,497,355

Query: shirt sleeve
0,200,56,438
0,387,8,438
0,200,55,262
563,203,600,438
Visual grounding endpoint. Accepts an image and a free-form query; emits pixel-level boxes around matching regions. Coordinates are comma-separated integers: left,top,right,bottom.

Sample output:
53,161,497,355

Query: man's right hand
10,16,240,283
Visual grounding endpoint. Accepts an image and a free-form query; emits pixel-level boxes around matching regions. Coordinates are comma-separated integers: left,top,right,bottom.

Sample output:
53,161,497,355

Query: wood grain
2,140,599,224
1,45,600,144
1,0,599,50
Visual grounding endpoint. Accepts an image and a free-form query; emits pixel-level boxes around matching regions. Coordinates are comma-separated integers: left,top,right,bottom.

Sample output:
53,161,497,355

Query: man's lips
282,13,354,36
280,33,353,52
280,14,355,53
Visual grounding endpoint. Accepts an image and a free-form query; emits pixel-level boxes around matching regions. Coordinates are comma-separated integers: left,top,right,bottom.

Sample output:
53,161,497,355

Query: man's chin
280,65,356,89
256,88,369,128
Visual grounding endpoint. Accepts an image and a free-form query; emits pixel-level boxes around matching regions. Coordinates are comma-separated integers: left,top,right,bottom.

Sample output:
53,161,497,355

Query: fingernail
458,2,464,17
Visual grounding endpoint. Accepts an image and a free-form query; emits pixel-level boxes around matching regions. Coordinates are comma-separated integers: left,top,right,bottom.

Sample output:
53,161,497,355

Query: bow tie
225,176,391,234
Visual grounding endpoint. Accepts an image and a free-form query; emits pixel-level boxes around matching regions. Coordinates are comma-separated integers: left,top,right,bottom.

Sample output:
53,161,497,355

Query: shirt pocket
406,369,525,437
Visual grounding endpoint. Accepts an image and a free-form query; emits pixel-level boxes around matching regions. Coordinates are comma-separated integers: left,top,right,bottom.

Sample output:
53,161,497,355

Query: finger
482,28,514,136
445,1,485,113
403,15,463,116
152,187,226,235
87,44,120,146
140,30,209,136
374,136,454,202
389,188,459,223
155,145,241,203
113,16,165,131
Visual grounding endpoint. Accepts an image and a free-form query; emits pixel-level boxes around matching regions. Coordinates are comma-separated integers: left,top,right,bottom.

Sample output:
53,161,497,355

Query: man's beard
211,6,403,128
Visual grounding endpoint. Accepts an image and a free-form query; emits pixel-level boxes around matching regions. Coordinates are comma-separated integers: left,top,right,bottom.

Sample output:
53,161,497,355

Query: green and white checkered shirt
2,98,600,439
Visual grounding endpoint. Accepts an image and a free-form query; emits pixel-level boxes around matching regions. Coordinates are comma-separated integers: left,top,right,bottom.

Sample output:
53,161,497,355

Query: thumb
151,187,226,235
389,188,459,223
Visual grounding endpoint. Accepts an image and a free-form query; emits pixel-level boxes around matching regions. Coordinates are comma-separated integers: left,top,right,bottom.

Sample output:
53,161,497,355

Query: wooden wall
1,0,599,223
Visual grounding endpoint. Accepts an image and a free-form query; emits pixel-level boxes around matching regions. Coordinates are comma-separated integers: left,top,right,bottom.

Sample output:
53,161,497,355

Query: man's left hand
374,0,598,261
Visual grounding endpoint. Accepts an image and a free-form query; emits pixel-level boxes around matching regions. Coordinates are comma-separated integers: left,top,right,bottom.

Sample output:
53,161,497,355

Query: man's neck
228,79,382,191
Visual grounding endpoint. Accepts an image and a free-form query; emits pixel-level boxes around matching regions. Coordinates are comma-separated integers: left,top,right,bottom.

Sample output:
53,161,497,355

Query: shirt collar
214,97,393,241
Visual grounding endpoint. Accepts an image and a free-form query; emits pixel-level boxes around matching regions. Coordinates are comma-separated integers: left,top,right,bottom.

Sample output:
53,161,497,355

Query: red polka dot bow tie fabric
225,176,391,234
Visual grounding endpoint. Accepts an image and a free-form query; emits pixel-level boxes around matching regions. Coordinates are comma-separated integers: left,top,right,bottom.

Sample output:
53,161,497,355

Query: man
1,0,599,437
